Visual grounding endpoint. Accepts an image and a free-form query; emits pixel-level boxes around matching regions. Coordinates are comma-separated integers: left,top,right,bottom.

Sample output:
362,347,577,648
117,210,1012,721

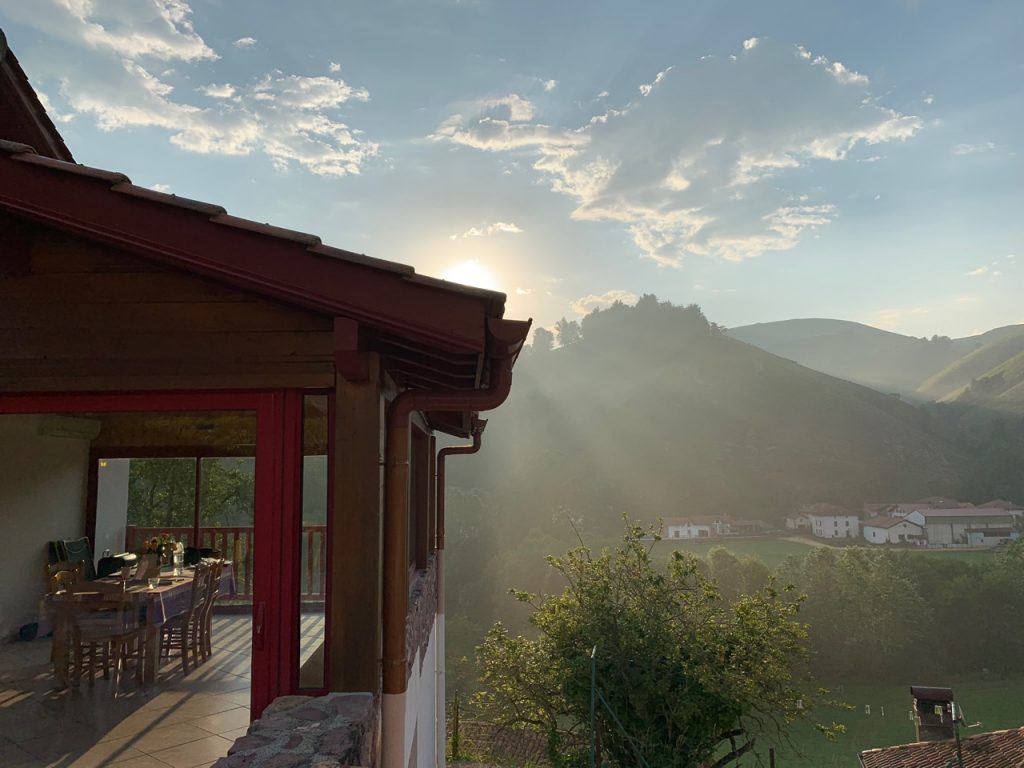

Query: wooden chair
160,563,210,674
198,559,225,661
46,560,84,684
67,583,145,696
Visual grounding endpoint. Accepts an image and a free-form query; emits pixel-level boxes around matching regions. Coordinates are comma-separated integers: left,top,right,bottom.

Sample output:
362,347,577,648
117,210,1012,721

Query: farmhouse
861,516,923,545
0,32,528,768
906,508,1019,548
802,503,860,540
663,516,727,539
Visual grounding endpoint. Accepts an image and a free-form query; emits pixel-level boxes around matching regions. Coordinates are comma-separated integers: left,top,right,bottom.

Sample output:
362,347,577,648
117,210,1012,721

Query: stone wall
406,555,438,677
213,693,378,768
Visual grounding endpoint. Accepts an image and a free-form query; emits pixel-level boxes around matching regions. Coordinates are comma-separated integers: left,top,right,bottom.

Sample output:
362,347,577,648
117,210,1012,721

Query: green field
655,537,815,568
757,674,1024,767
657,536,998,569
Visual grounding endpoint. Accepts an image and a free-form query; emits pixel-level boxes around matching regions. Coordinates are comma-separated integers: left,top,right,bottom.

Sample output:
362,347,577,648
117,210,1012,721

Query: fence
124,524,328,602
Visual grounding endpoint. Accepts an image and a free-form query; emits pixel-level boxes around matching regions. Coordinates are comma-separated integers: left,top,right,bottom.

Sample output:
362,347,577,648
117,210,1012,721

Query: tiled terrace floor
0,615,254,768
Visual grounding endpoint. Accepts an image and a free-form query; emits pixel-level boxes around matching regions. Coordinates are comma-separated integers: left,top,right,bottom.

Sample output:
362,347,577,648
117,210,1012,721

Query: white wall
0,415,90,640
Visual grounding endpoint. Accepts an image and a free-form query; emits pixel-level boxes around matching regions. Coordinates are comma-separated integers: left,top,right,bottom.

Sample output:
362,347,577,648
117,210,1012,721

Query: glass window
298,394,329,689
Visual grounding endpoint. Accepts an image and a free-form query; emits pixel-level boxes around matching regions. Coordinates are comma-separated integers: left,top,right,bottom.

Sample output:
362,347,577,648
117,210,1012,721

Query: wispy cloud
2,1,377,177
571,290,639,315
953,141,996,155
542,79,558,92
233,36,257,48
435,39,918,266
198,83,236,99
871,306,930,331
449,221,524,239
966,266,989,276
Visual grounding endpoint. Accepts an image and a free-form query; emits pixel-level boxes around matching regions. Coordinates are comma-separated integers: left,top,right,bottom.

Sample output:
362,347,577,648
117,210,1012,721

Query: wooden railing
124,525,327,602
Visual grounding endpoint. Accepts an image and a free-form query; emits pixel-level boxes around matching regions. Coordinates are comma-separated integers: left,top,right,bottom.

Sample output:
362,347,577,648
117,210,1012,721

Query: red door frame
0,389,304,718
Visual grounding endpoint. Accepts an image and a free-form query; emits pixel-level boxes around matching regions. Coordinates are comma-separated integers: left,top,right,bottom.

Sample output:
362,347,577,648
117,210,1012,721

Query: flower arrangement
144,533,177,562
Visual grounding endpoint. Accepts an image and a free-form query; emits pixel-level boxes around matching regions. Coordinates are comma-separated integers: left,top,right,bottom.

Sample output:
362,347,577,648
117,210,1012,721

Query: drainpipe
382,356,516,768
433,419,485,768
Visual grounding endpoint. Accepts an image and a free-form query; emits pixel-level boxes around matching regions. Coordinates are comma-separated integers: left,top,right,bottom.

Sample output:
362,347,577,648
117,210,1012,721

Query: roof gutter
435,418,486,552
382,354,516,692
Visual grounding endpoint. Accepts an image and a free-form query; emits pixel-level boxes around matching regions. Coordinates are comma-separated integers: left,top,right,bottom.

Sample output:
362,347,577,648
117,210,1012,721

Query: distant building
801,503,859,540
980,498,1024,518
891,497,972,518
785,513,810,531
663,516,727,539
906,507,1019,548
728,518,771,535
860,686,1024,768
861,516,923,545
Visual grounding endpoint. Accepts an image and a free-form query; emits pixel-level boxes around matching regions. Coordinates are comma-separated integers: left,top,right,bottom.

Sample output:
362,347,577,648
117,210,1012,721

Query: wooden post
328,353,384,693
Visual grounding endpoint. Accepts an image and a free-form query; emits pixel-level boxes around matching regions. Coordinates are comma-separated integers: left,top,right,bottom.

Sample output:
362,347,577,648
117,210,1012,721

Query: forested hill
449,296,1018,533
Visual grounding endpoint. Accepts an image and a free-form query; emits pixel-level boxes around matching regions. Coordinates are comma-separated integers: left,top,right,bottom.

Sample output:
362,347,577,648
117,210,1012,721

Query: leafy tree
554,317,582,347
532,327,555,353
474,521,831,768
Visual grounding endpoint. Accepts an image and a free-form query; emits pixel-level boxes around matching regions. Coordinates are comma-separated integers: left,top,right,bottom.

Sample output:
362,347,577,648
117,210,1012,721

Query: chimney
910,686,957,742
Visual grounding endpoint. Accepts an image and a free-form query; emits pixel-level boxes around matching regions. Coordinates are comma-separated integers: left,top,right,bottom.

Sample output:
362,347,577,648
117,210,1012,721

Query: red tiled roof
981,499,1024,511
913,508,1014,520
859,726,1024,768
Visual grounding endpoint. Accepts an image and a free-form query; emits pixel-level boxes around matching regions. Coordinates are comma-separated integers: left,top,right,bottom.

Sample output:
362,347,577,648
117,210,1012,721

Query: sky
1,0,1021,339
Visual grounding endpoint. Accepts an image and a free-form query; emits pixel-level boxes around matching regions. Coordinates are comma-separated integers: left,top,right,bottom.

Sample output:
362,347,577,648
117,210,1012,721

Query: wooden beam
329,352,384,693
413,428,430,571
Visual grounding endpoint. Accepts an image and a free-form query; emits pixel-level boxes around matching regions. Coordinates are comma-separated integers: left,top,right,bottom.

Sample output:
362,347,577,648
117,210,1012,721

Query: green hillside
952,348,1024,414
727,318,981,397
455,298,1007,534
917,327,1024,400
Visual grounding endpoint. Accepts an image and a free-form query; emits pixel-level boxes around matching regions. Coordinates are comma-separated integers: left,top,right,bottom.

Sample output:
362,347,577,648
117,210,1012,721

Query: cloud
199,83,236,99
742,37,760,51
953,141,996,155
571,290,639,315
234,36,257,48
871,306,930,331
149,183,172,192
515,287,532,295
449,221,524,239
542,79,558,92
478,94,537,121
329,62,342,73
0,0,218,61
966,266,989,276
434,39,920,266
4,3,377,177
36,91,75,123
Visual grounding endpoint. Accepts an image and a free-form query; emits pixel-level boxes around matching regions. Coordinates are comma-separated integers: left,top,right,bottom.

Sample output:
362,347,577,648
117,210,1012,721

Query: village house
784,512,810,531
905,507,1019,548
0,31,529,768
663,516,728,539
801,503,860,540
861,516,924,545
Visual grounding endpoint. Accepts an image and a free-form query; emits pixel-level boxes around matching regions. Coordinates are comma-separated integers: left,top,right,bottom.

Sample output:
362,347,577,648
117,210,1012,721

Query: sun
441,259,502,291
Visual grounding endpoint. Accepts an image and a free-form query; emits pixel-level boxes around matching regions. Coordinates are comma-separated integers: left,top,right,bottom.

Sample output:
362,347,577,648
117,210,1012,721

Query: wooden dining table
49,563,236,687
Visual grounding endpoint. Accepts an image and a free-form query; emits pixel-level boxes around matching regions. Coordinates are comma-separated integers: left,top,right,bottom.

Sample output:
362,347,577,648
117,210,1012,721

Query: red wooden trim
250,391,285,717
0,154,498,353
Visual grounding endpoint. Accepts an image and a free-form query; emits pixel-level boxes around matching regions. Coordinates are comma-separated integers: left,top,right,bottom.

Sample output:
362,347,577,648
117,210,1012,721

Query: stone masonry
212,692,379,768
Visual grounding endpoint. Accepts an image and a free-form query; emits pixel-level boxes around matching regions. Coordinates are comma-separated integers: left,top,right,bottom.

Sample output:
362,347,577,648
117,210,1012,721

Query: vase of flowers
145,533,177,568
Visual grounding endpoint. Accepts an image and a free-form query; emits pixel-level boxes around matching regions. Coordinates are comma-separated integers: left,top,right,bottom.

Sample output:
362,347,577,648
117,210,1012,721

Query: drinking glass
147,577,160,589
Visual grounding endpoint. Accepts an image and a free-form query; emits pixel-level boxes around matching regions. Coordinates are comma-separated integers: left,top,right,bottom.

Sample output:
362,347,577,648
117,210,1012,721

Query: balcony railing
124,525,327,602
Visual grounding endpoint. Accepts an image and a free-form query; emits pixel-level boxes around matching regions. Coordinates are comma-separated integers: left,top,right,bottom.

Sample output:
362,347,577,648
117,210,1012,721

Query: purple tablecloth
130,563,236,625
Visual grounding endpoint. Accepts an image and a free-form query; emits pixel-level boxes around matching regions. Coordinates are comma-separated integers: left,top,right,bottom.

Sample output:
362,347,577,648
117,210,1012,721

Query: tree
532,327,555,354
474,521,831,768
554,317,582,347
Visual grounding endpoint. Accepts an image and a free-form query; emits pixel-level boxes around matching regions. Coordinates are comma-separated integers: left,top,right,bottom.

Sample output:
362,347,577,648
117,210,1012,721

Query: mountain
453,298,1015,533
727,319,1024,401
